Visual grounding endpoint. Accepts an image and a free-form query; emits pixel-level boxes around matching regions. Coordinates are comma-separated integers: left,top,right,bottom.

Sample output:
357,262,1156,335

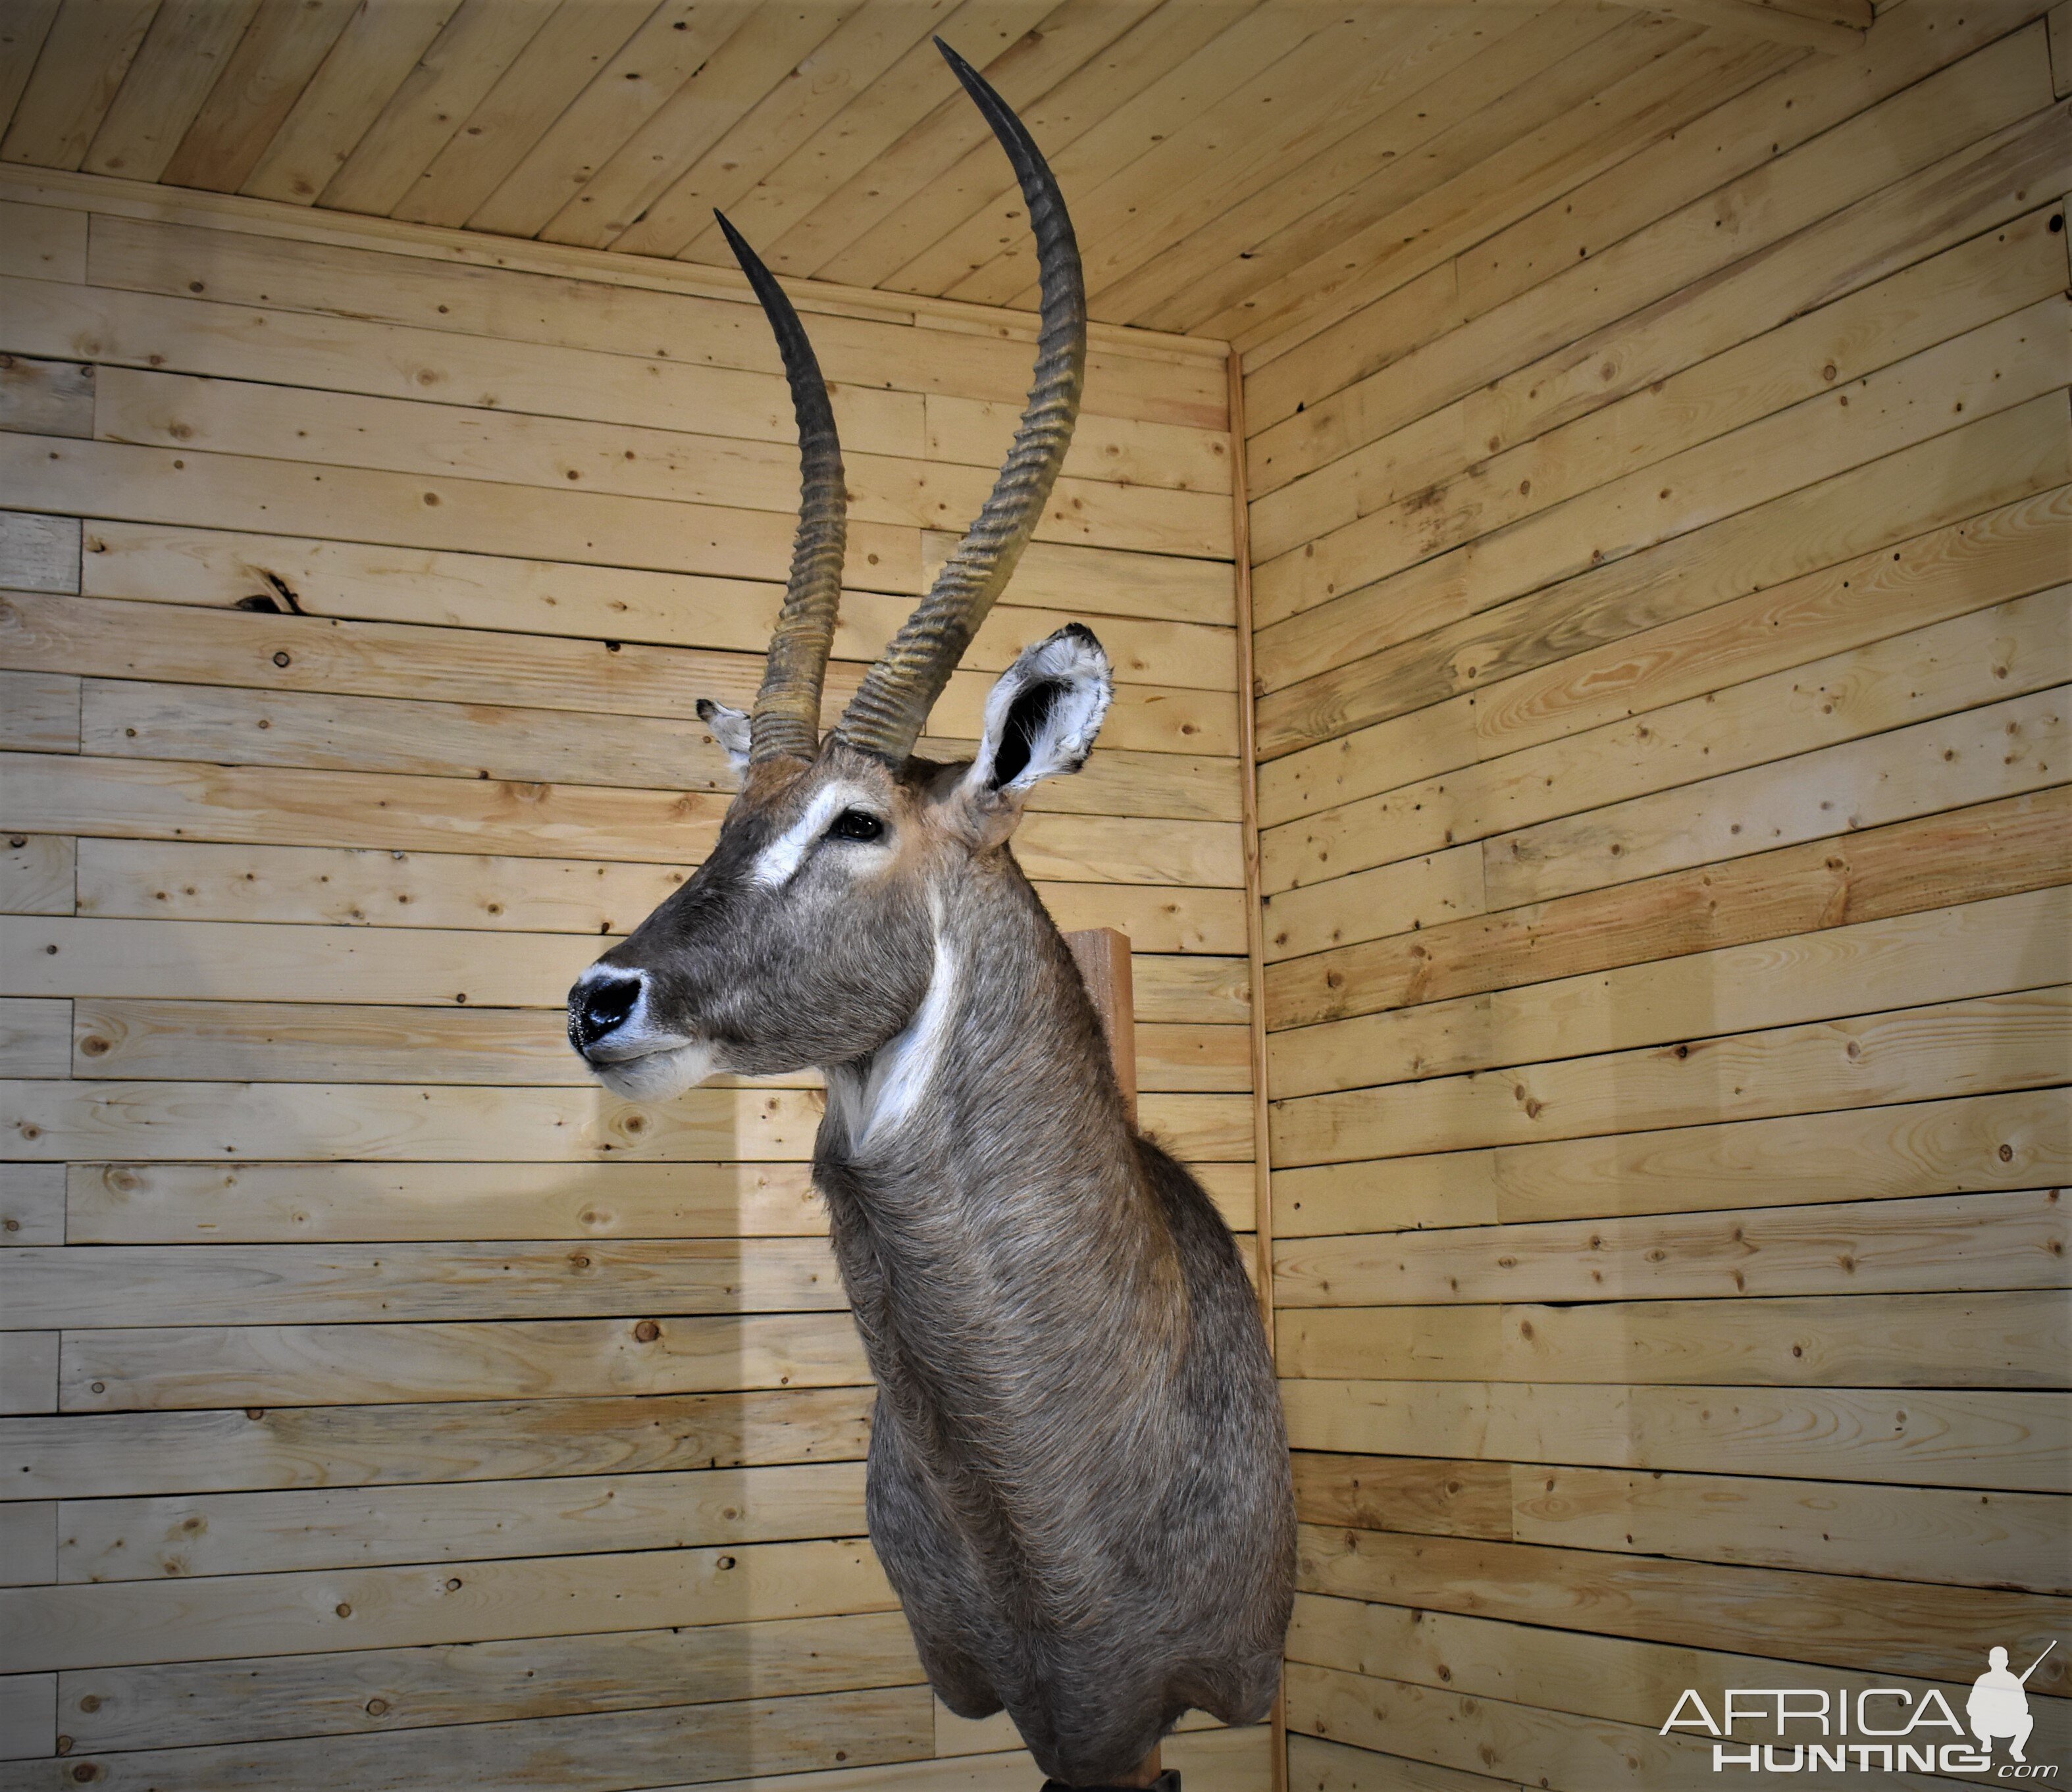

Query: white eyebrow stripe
750,782,875,888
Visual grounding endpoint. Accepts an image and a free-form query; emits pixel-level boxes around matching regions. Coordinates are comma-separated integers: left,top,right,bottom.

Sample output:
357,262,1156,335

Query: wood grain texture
1481,683,2067,915
1254,294,2070,652
1286,1666,1892,1792
4,11,2063,1779
0,351,92,436
238,0,464,207
56,1459,871,1580
0,996,66,1075
63,836,1248,954
4,1384,876,1500
1504,1461,2071,1593
1282,1377,2067,1492
882,1,1293,305
0,587,1235,757
1632,0,1865,55
1285,1602,1956,1758
1263,680,2067,963
3,1535,898,1671
59,1154,1256,1245
65,1158,821,1241
55,1608,919,1749
0,0,157,172
1112,9,1650,336
74,680,1237,820
1259,24,2072,1782
0,1072,812,1164
0,168,1255,1768
1293,1455,2071,1594
0,669,77,752
0,0,1770,347
1294,1526,2072,1696
4,1237,849,1327
155,0,361,193
1244,18,2052,459
113,1307,907,1425
1206,15,1792,375
5,1683,933,1789
0,3,63,166
1279,1179,2072,1306
90,365,1230,559
0,507,80,592
0,1162,65,1246
1267,782,2072,1027
1251,197,2066,574
315,0,558,218
1260,479,2072,829
1256,390,2072,767
1270,985,2071,1167
79,0,263,185
1276,1284,2069,1387
78,517,1235,636
0,752,1230,881
1,1329,56,1414
62,995,1246,1093
1274,1086,2071,1240
1270,881,2072,1098
385,0,658,232
1263,589,2069,898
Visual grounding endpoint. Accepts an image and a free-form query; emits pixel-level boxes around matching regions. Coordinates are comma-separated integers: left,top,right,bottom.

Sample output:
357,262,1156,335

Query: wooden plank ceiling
0,0,1869,347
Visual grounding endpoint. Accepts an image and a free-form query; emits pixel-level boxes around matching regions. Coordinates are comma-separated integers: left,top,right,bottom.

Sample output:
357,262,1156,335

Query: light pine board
1246,9,2072,1787
0,166,1250,1789
0,0,1795,346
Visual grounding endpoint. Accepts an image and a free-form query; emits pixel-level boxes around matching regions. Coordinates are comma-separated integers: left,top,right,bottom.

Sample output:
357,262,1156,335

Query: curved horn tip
933,38,1011,120
831,30,1081,768
715,209,847,769
712,209,756,267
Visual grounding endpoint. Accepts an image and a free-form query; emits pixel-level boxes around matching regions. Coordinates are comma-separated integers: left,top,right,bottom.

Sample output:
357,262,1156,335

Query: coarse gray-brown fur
566,41,1292,1787
575,709,1293,1784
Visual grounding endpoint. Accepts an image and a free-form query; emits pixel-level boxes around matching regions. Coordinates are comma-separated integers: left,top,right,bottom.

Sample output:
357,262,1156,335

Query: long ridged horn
834,38,1085,765
716,210,847,765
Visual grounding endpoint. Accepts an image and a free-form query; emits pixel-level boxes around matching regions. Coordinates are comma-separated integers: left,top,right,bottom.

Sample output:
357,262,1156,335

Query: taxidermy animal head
567,40,1098,1101
565,46,1292,1787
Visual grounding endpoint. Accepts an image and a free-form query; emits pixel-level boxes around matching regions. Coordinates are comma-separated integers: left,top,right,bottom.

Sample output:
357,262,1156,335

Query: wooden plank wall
0,172,1270,1789
1241,10,2072,1790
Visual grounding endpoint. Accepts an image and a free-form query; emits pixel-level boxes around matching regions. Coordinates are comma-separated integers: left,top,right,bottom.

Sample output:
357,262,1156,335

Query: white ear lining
970,627,1114,797
697,699,753,774
997,675,1106,790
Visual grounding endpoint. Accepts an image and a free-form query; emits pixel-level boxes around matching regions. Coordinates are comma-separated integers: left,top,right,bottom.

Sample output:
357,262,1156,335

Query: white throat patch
827,899,956,1152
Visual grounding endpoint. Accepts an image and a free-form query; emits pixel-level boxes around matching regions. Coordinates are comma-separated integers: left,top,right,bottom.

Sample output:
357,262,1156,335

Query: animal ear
697,698,753,775
967,625,1112,800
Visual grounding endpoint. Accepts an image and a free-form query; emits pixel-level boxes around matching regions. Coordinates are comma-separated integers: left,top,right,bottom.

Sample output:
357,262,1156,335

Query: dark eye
827,809,884,843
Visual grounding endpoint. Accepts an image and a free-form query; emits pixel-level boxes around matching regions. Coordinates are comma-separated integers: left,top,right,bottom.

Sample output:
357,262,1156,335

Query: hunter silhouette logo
1969,1643,2053,1764
1662,1639,2059,1775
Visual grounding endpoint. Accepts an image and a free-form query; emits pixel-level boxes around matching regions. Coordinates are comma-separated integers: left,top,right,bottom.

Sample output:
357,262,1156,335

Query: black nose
571,971,642,1050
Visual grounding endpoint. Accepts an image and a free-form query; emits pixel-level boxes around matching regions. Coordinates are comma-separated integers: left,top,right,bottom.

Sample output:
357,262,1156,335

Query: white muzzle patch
587,1038,721,1103
571,965,721,1102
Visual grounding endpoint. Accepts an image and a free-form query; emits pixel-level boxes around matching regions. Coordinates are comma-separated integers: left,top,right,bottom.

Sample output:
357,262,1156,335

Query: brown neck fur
816,854,1188,1441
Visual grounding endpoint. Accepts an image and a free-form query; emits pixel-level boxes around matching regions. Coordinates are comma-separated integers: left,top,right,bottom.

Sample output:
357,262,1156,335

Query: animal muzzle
568,967,644,1056
566,966,718,1102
